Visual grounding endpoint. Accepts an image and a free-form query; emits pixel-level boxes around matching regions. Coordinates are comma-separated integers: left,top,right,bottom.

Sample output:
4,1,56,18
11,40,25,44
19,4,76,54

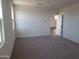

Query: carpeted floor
10,36,79,59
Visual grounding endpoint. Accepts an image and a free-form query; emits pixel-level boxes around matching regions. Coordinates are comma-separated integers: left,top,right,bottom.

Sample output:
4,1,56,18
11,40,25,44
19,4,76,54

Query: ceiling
13,0,79,8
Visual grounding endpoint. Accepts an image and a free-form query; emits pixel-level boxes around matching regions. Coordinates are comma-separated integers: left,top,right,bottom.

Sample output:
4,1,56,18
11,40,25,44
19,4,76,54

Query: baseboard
58,36,79,45
16,34,50,39
0,56,10,59
16,35,50,39
0,57,9,59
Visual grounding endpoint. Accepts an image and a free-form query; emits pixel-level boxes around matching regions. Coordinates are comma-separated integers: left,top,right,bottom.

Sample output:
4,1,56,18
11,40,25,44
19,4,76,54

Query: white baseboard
0,55,10,59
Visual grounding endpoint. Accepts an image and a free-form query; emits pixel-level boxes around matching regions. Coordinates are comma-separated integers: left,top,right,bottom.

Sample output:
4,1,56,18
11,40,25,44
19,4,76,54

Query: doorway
55,14,64,37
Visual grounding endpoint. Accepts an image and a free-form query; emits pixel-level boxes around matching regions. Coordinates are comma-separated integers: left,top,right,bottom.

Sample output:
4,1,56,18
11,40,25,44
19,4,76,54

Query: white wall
0,0,15,59
14,6,57,38
60,2,79,43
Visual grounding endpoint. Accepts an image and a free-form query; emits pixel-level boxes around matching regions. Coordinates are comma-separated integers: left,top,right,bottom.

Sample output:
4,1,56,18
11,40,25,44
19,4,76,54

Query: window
0,0,5,48
11,5,15,30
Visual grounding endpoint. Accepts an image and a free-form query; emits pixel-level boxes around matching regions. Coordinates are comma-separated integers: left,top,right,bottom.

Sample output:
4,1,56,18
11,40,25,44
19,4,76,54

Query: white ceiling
13,0,79,8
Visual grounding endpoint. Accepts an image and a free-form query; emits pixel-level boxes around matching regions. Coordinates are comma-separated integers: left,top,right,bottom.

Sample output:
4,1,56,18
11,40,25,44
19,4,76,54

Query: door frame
55,14,64,37
61,15,64,37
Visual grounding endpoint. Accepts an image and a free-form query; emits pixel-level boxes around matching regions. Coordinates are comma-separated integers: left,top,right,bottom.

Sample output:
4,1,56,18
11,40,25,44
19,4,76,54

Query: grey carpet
10,36,79,59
